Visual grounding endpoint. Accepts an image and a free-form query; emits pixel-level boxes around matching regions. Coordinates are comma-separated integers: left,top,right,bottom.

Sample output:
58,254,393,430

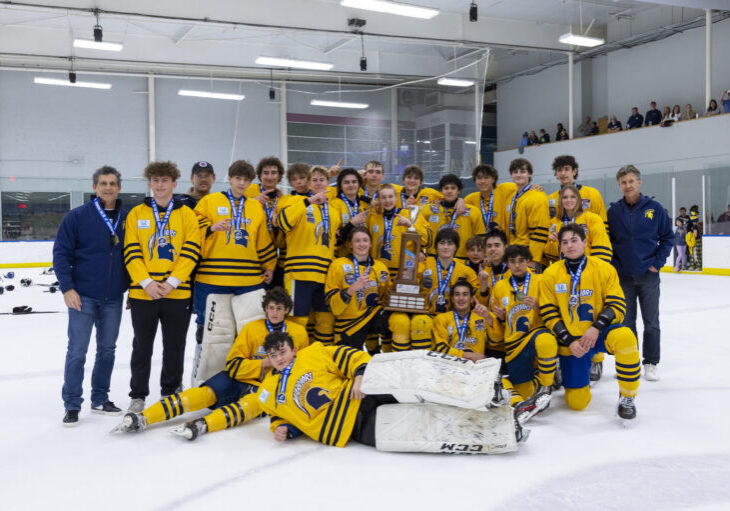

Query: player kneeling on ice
230,332,525,453
539,224,640,421
112,287,308,438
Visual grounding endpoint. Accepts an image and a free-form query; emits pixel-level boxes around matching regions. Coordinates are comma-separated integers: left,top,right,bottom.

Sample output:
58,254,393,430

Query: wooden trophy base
384,283,429,314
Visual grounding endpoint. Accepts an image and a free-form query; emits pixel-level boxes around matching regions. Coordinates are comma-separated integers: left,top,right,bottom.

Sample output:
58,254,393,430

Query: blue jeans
620,270,661,365
62,296,123,410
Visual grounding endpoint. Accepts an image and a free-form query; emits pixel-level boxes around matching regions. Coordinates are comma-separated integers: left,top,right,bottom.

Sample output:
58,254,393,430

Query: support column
280,80,288,167
474,82,481,164
568,52,574,139
705,9,712,110
147,74,156,163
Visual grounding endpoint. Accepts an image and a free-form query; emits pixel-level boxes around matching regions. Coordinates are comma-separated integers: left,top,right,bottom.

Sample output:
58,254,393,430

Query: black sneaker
63,410,79,427
590,361,603,383
91,401,123,415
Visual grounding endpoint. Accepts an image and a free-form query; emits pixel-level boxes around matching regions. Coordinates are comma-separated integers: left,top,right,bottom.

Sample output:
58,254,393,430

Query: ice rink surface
1,268,729,511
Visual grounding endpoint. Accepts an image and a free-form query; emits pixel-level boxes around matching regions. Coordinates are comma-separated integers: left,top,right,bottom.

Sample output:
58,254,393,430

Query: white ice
1,269,730,511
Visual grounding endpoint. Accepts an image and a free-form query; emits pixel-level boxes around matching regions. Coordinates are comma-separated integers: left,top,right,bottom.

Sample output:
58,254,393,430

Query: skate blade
169,425,193,440
618,417,637,429
109,423,131,434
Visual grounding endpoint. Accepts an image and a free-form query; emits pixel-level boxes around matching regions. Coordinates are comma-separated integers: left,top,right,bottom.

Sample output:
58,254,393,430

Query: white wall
703,236,730,269
496,17,730,150
0,241,52,265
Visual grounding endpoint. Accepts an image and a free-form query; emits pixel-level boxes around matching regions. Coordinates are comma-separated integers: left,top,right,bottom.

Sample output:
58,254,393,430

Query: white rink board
0,268,729,510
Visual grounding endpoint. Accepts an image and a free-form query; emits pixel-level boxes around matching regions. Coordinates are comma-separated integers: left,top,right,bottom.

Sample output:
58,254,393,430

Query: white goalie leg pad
195,294,236,387
231,288,266,333
375,403,518,454
361,350,502,409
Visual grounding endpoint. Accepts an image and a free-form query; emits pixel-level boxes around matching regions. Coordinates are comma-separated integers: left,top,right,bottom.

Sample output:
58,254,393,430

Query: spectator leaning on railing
644,101,662,126
721,90,730,114
705,99,720,116
608,116,622,132
669,105,681,122
660,106,671,123
538,129,550,144
680,103,696,121
626,107,643,129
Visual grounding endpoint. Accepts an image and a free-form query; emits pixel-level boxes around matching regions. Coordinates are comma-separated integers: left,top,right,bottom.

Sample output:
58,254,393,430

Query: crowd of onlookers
673,205,703,272
521,90,730,147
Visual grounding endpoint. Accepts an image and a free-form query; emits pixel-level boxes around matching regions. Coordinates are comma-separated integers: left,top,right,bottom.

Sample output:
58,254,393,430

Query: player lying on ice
116,330,528,453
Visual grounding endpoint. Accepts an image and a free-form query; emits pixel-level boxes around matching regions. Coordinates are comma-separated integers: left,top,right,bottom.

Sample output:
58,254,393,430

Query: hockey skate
170,418,207,441
590,360,603,384
513,385,552,426
110,412,147,434
490,379,509,407
617,395,636,424
551,359,562,390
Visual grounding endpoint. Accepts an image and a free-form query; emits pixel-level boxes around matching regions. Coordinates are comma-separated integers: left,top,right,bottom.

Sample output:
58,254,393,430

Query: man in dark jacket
626,107,644,129
54,166,129,426
644,101,662,126
607,165,673,383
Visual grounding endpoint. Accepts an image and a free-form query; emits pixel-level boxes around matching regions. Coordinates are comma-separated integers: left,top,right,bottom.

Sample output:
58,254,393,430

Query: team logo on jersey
475,319,485,331
507,304,532,334
256,346,267,357
292,372,332,418
419,196,429,205
343,264,353,273
580,223,589,235
217,206,229,215
582,199,591,209
555,283,568,293
431,205,440,214
306,205,315,224
502,296,509,307
342,213,350,223
422,269,433,289
447,325,454,334
372,225,380,233
345,273,356,285
549,199,556,207
645,209,655,220
148,229,178,261
137,219,151,229
549,207,557,217
429,215,440,223
380,271,388,282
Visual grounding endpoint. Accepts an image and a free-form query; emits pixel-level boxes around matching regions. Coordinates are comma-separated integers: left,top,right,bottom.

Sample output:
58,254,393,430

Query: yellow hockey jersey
504,186,550,263
418,203,485,259
464,182,517,234
490,270,546,362
366,208,431,277
257,343,372,447
324,256,391,339
124,198,201,300
539,256,627,353
543,211,613,265
225,318,310,385
331,195,372,258
390,184,444,209
419,257,480,314
193,192,277,287
277,197,342,283
547,184,607,226
432,310,488,357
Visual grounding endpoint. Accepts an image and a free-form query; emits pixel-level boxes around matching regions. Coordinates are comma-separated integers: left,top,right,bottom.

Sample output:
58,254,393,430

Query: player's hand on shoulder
310,192,328,205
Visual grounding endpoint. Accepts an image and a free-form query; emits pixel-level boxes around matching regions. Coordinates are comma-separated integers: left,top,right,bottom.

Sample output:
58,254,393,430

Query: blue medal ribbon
480,191,495,229
276,362,293,404
510,271,531,301
264,196,278,230
265,319,286,334
339,193,359,222
352,256,372,304
453,311,470,347
509,184,532,234
225,189,246,231
319,202,330,246
567,256,587,310
562,214,576,226
93,198,120,243
435,258,455,307
381,208,400,256
150,197,174,242
490,262,507,289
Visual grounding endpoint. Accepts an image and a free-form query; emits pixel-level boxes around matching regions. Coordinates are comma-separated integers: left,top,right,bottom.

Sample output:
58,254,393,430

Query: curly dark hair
144,161,180,181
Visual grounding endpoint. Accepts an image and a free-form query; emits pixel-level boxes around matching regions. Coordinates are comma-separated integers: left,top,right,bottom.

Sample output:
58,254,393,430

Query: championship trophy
385,205,428,313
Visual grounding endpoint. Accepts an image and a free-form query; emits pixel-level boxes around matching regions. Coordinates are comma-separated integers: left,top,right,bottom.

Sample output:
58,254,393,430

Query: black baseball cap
191,161,214,175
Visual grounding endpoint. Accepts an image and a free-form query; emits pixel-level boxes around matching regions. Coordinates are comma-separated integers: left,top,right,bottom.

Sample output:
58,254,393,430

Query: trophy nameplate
385,205,428,313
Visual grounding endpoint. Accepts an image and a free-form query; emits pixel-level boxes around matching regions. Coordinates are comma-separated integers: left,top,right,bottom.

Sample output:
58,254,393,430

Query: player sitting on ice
231,332,526,453
539,224,640,421
112,287,308,438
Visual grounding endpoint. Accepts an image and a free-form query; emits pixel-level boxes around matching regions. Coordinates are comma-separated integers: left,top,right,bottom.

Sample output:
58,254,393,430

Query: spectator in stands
555,123,568,141
680,103,696,121
538,129,550,144
673,219,688,272
527,131,539,146
676,207,690,230
660,106,672,125
590,121,599,135
722,90,730,113
705,99,721,116
717,204,730,223
645,101,662,126
578,116,592,137
669,105,681,122
626,107,643,129
607,116,622,132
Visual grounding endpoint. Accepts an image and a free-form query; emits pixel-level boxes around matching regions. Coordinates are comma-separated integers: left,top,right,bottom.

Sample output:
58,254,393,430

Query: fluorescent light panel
340,0,439,19
437,77,475,87
33,77,111,89
310,99,369,109
178,90,245,101
255,56,333,71
73,39,123,51
558,33,605,47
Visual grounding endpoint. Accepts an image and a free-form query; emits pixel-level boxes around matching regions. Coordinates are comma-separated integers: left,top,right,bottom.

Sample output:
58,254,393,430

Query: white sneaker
128,398,145,413
643,363,659,381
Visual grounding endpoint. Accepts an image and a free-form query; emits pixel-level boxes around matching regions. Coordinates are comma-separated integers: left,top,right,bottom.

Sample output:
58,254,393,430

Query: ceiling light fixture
340,0,439,20
72,9,123,52
255,56,334,71
34,77,112,89
469,2,478,22
178,90,245,101
558,33,604,47
437,77,475,87
360,33,367,71
269,69,276,100
310,99,369,109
